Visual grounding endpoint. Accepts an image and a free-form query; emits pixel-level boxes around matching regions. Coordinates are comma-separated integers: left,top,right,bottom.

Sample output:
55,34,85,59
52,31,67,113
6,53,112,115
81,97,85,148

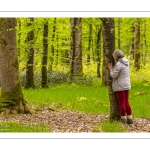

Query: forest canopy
15,18,150,87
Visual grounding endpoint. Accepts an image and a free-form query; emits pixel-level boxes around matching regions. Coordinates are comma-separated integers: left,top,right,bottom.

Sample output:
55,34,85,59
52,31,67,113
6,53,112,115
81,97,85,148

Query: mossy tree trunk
25,18,35,89
0,18,31,115
70,18,83,78
101,18,120,121
41,19,49,88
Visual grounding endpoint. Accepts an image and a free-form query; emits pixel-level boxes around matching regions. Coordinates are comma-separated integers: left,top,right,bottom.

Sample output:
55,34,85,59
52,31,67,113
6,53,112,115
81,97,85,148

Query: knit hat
112,49,124,61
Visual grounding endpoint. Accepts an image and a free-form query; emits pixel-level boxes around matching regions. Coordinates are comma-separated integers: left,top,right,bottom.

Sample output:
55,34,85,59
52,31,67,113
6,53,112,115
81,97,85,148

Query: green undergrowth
1,64,150,132
23,77,150,118
0,122,51,132
93,120,128,132
23,83,110,115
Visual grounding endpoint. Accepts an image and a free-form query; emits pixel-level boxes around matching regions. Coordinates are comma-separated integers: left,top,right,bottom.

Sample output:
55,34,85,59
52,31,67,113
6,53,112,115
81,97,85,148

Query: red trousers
115,90,132,116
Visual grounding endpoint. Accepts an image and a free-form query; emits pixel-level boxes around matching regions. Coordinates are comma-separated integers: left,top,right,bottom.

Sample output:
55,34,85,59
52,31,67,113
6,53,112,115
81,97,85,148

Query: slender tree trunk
96,25,102,78
87,21,92,64
118,18,121,49
17,19,21,56
65,49,70,65
101,18,120,121
129,23,135,60
143,19,148,65
102,28,107,86
41,19,48,88
49,18,56,72
0,18,31,115
55,32,59,65
70,18,83,77
25,18,35,88
134,18,141,71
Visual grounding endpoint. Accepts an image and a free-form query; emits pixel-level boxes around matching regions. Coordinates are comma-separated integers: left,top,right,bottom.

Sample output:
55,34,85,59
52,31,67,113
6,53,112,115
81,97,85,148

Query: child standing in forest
108,49,133,124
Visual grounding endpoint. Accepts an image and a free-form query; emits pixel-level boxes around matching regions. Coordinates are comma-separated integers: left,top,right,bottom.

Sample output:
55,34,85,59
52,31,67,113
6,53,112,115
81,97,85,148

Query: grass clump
0,122,52,132
93,120,128,132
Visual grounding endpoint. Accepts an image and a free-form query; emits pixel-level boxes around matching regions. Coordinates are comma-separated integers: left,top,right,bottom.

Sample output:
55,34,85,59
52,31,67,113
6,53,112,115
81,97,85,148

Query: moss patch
0,82,27,114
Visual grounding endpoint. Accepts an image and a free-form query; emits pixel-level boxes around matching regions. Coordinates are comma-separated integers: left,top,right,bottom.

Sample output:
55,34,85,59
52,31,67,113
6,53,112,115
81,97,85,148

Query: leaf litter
0,108,150,132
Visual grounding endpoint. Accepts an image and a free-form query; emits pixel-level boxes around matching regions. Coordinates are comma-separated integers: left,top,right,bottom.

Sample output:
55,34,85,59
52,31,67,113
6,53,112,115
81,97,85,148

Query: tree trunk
65,50,70,65
41,19,48,88
102,27,107,86
134,18,141,71
55,32,59,65
17,19,21,56
129,23,135,60
70,18,83,77
0,18,31,115
96,25,102,78
49,18,56,72
118,18,121,49
25,18,35,88
101,18,120,121
143,19,147,66
87,21,92,64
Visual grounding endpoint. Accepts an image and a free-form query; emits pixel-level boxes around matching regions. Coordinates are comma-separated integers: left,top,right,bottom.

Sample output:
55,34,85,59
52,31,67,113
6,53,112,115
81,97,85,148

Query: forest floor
0,107,150,132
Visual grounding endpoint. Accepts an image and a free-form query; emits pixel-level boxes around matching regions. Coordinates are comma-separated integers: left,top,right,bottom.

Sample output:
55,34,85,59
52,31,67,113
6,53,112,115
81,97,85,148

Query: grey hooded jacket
110,57,131,92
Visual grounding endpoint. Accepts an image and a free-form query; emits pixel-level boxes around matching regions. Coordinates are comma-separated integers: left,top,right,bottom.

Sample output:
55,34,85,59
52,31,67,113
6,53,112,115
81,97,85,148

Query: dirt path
0,108,150,132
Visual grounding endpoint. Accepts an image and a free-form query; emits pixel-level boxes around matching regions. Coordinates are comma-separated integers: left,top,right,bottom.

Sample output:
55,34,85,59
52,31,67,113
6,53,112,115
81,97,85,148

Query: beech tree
134,18,141,71
118,18,121,49
96,24,102,78
70,18,83,77
101,18,120,121
49,18,56,72
87,19,92,64
0,18,31,114
25,18,35,88
41,19,48,88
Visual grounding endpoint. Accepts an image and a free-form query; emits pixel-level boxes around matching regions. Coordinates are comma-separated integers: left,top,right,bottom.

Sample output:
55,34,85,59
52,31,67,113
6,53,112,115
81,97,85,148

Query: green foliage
17,17,150,89
0,121,51,132
20,67,102,87
23,83,109,114
93,120,127,132
47,71,69,84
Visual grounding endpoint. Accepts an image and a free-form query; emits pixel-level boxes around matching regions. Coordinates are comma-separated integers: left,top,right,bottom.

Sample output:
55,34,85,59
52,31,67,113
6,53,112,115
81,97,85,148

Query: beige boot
127,115,133,124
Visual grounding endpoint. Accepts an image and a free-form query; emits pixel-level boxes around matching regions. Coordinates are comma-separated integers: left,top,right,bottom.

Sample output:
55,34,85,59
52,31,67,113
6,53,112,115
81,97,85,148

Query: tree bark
101,23,107,86
87,21,92,64
143,19,148,65
101,18,120,121
118,18,121,49
49,18,56,72
134,18,141,71
0,18,31,115
70,18,83,77
41,19,49,88
96,25,102,78
25,18,35,88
